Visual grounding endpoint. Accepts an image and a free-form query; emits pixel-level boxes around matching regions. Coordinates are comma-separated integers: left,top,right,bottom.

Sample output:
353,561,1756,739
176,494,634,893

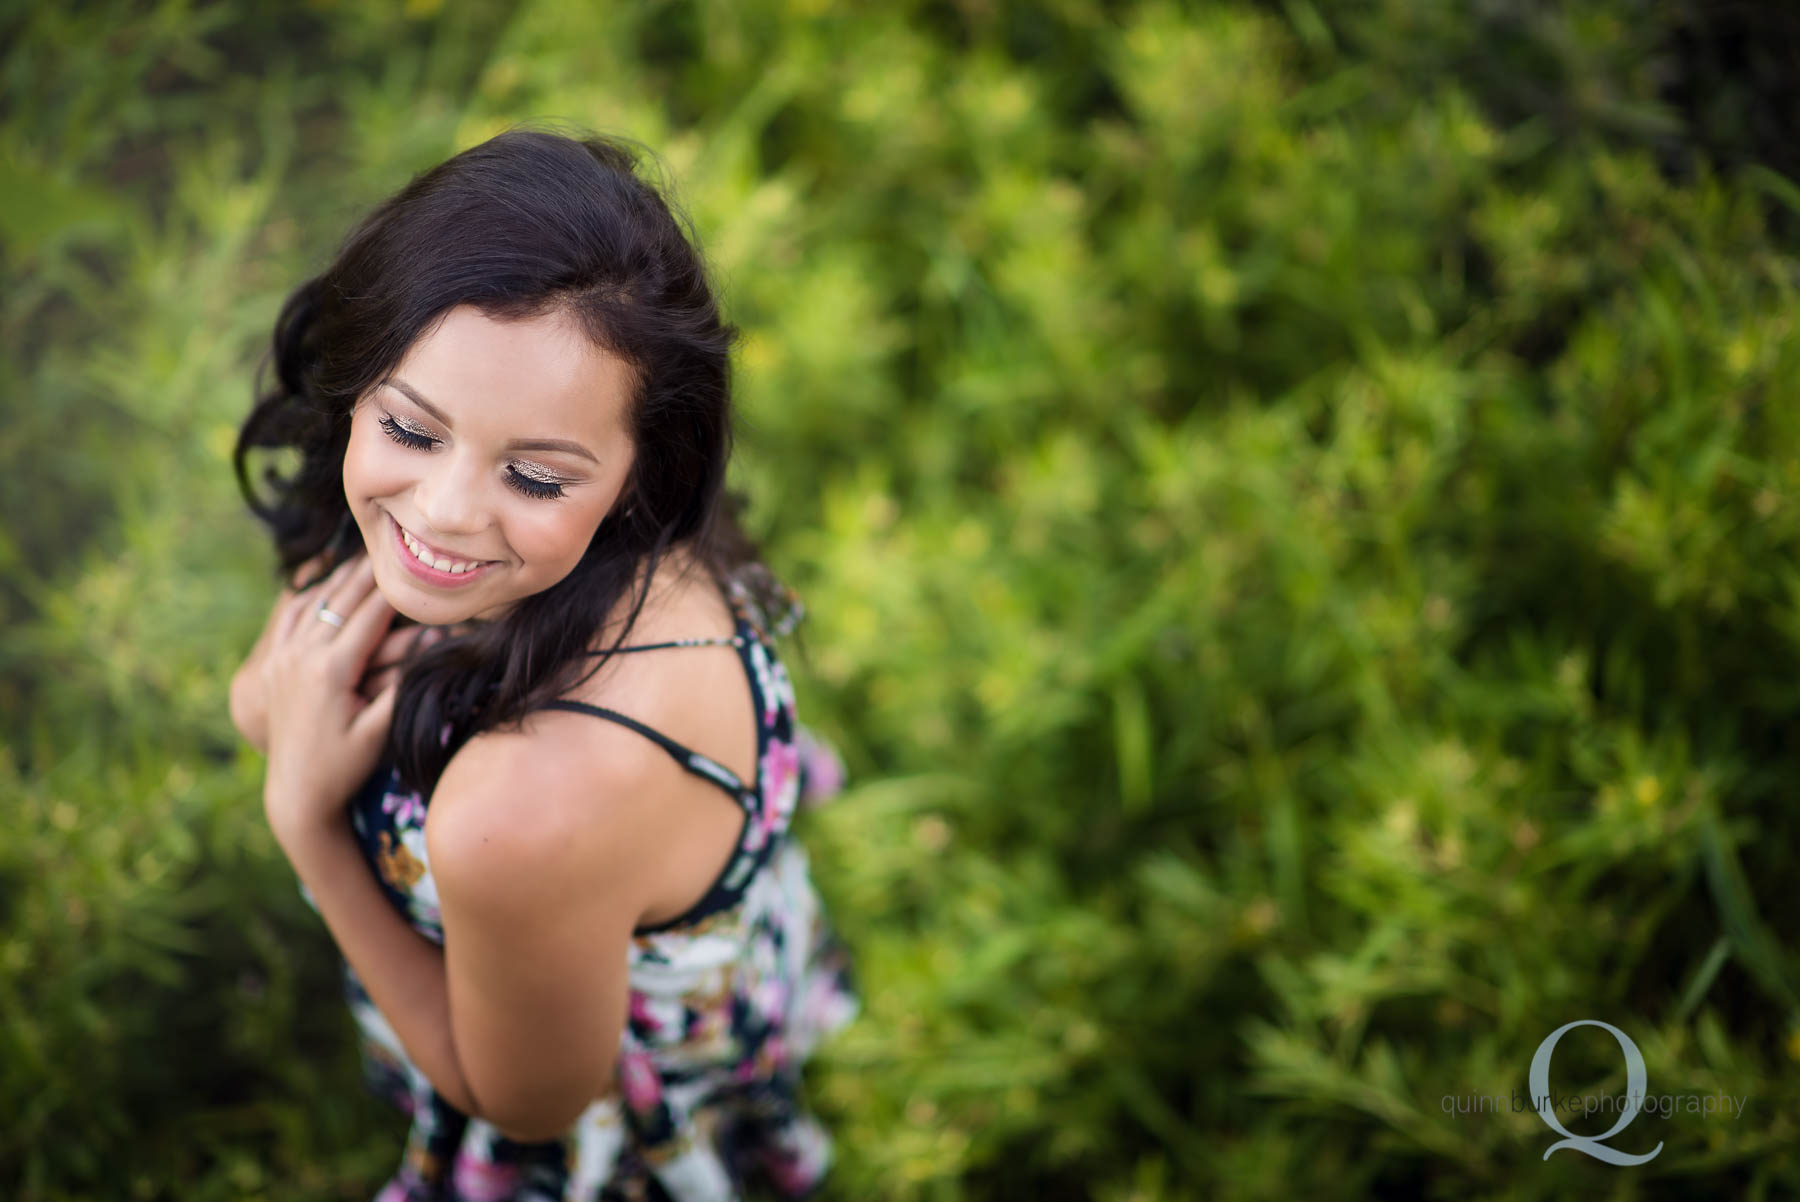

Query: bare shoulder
567,546,757,786
428,546,758,931
424,705,671,919
559,547,761,929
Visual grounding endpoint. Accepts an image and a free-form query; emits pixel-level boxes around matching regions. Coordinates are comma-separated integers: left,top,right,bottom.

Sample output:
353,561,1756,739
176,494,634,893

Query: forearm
271,805,483,1118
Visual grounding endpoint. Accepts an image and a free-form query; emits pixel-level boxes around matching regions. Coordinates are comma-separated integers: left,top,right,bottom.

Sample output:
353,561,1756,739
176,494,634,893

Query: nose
412,452,489,539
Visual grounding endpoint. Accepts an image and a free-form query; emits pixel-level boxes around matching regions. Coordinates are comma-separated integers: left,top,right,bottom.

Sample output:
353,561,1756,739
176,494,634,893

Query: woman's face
343,304,637,626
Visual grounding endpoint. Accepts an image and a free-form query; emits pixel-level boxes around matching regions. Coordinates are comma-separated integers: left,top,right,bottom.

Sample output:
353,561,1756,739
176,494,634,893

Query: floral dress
300,577,859,1201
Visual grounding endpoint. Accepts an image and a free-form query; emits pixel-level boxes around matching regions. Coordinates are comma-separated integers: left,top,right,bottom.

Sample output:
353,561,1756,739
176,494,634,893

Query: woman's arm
421,724,650,1139
274,715,653,1141
253,554,647,1140
274,808,485,1117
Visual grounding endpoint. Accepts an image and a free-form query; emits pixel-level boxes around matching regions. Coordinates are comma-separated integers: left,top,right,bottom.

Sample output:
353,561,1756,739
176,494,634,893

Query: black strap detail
585,636,743,655
534,699,750,803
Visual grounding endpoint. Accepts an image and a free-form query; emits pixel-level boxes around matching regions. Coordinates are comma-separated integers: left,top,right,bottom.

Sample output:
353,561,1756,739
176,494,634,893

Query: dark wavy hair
234,126,798,798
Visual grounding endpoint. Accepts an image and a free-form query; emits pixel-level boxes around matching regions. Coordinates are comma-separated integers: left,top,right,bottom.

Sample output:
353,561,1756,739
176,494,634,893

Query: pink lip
389,513,496,588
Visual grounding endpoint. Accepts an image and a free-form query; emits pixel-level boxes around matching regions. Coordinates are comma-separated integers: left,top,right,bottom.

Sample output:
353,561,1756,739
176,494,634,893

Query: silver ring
316,603,347,628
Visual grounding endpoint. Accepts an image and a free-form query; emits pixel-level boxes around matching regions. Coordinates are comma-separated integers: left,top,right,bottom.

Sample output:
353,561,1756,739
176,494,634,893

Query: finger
363,631,428,678
350,677,401,750
314,554,377,625
389,625,446,665
356,623,431,684
288,548,336,591
277,553,359,643
363,626,414,670
379,623,417,650
359,666,402,701
335,580,398,677
298,557,376,648
274,577,325,643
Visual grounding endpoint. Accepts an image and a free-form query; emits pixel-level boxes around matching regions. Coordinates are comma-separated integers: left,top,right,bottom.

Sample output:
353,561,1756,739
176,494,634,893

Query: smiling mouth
392,515,494,574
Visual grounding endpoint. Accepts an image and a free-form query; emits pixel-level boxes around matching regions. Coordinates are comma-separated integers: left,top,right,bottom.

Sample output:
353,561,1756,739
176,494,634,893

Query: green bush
5,2,1798,1198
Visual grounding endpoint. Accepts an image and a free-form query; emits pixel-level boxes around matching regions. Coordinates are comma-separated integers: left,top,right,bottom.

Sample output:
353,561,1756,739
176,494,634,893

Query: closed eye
505,470,565,500
378,413,569,501
379,414,436,450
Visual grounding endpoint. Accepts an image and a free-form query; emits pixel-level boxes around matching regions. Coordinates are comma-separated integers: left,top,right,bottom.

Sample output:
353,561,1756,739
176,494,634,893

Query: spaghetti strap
535,699,751,803
579,571,802,654
586,634,746,655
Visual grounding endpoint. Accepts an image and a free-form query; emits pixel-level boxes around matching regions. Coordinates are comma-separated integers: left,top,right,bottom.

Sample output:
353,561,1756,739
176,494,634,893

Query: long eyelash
378,415,435,450
506,470,565,500
380,413,566,501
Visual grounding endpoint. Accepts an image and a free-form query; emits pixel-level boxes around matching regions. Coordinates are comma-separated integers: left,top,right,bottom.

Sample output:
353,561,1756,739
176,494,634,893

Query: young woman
228,128,858,1202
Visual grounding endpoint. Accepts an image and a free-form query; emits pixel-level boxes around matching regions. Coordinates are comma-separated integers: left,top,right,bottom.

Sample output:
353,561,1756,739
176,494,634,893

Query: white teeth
400,526,482,573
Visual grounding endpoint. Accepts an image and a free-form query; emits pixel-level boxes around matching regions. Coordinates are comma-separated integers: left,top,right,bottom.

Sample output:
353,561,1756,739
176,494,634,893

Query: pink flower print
753,977,789,1022
755,1032,791,1075
381,788,425,828
803,972,860,1039
795,726,847,805
739,787,784,859
763,1146,818,1197
452,1148,523,1202
618,1049,662,1115
629,992,660,1037
761,739,802,821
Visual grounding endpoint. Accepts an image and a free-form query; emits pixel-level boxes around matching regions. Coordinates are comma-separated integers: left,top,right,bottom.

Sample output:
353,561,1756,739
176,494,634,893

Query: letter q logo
1529,1020,1663,1165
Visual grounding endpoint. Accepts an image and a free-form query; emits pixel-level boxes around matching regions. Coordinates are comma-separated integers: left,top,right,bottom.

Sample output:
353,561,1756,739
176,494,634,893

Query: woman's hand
359,622,445,701
234,552,456,751
259,553,403,846
230,550,337,755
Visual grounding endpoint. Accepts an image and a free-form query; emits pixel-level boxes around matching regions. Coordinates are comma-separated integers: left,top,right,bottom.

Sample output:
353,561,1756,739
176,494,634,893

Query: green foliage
6,1,1800,1198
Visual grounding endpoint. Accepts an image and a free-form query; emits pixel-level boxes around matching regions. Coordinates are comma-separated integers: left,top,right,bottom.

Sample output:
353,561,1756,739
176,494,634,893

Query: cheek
506,505,603,571
342,418,408,499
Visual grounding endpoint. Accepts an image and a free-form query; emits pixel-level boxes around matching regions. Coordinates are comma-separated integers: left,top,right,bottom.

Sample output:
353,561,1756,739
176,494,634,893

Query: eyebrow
380,378,600,465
